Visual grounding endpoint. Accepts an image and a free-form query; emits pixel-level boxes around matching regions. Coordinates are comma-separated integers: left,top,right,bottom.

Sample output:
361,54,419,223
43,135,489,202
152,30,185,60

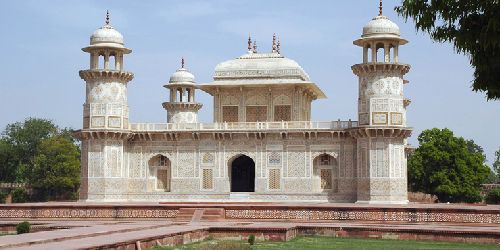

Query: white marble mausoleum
76,7,413,204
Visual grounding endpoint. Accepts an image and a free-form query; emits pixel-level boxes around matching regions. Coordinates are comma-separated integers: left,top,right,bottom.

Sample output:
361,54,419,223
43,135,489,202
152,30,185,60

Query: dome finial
379,0,383,16
105,10,110,25
247,34,252,51
272,33,277,53
181,57,185,68
277,36,281,54
253,40,258,53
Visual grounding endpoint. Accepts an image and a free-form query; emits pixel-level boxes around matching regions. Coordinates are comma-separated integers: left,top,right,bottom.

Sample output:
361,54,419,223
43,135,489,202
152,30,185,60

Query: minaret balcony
79,69,134,82
162,102,203,111
351,63,410,76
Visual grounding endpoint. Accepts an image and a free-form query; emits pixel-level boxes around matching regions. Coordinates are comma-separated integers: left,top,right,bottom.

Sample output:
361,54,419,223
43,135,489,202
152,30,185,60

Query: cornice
347,126,412,139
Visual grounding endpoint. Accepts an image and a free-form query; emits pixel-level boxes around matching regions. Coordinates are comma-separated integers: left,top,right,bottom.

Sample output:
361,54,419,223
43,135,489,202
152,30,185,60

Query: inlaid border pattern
225,209,500,224
0,207,178,219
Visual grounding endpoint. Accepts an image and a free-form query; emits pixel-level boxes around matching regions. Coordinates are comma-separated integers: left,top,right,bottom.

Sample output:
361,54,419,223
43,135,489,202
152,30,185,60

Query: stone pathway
0,220,498,249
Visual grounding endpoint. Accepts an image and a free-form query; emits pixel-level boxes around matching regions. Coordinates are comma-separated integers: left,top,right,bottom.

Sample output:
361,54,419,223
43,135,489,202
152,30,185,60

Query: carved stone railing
130,120,357,132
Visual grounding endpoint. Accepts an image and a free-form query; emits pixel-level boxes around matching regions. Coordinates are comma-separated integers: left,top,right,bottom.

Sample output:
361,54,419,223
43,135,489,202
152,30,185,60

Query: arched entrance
230,155,255,192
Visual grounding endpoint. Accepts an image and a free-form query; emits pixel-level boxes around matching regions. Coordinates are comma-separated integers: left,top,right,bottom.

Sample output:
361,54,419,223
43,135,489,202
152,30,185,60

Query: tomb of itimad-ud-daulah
75,7,413,204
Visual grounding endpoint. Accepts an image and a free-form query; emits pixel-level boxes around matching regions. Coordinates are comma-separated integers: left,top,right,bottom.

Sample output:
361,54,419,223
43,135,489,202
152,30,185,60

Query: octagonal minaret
350,2,412,204
162,58,202,123
79,12,133,131
78,12,133,201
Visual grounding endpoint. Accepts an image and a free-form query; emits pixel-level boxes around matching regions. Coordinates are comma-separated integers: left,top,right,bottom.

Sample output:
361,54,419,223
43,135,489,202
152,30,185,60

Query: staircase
175,208,225,223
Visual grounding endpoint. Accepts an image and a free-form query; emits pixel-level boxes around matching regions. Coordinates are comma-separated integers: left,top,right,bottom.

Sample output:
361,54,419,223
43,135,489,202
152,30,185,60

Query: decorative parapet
214,69,309,81
130,120,358,132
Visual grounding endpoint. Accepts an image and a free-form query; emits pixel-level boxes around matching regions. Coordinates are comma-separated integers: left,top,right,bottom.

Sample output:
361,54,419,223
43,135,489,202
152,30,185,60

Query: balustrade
130,120,358,132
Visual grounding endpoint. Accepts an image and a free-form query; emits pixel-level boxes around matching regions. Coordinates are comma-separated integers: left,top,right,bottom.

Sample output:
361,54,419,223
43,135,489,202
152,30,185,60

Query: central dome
213,53,310,82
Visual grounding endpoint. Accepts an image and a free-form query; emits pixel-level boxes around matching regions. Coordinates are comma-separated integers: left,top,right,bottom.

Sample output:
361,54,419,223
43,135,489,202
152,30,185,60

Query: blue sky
0,0,498,163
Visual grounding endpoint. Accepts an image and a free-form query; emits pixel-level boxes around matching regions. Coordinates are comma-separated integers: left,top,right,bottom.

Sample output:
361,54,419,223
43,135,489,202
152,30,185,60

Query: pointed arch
312,153,337,192
228,154,255,192
148,154,171,191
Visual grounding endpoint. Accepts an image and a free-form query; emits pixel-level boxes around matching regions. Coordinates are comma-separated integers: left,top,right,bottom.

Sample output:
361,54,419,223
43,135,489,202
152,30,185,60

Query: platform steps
175,208,225,222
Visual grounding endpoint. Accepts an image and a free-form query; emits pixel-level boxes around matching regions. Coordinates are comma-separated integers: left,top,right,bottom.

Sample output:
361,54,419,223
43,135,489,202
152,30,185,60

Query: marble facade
76,10,412,204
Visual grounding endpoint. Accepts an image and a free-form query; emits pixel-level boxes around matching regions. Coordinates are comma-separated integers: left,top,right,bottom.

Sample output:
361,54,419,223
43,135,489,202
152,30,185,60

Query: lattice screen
320,169,332,190
202,168,213,189
157,169,170,191
202,152,214,165
274,105,291,121
268,169,281,190
319,154,331,165
268,152,281,165
222,106,238,122
246,106,267,122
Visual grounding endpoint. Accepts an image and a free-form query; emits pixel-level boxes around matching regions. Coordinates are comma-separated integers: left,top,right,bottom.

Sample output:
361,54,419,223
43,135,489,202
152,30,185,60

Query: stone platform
0,202,498,224
0,202,498,249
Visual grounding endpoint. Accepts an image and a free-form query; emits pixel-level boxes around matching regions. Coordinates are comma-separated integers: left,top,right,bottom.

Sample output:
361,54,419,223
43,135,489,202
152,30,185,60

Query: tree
31,136,80,201
408,128,490,203
2,118,58,183
0,139,18,182
0,118,80,201
493,147,500,182
395,1,500,100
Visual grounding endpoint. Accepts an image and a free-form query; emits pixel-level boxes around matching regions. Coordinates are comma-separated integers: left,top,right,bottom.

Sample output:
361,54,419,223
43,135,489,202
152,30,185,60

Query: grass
0,232,16,237
149,236,499,250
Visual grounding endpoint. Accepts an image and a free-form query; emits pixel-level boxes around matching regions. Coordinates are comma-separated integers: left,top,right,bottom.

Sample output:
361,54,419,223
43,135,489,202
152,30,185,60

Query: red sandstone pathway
1,220,499,249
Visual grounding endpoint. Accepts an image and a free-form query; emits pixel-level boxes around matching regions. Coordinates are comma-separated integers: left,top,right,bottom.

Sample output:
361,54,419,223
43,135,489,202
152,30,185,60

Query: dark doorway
230,155,255,192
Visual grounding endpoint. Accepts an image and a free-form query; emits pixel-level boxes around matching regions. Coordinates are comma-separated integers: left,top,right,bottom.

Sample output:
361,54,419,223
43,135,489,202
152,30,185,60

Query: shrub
12,189,28,203
16,221,30,234
485,189,500,204
0,191,8,203
248,235,255,245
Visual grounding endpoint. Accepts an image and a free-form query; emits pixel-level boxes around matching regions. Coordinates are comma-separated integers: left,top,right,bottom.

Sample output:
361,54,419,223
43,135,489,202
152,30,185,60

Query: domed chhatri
162,58,203,124
169,58,196,85
354,0,407,47
83,11,131,53
90,24,124,46
362,15,401,39
78,10,134,132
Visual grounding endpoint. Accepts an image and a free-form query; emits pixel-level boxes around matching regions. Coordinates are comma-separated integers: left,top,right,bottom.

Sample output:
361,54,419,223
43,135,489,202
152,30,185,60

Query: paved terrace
0,202,499,249
0,218,499,249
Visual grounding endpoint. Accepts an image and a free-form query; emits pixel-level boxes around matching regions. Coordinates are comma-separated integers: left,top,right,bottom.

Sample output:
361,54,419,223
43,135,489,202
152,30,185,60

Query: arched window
148,155,171,191
376,43,385,63
98,52,105,69
313,154,336,192
110,53,117,70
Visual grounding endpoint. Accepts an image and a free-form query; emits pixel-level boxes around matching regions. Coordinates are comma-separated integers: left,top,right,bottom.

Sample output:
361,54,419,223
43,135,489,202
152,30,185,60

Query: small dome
169,68,195,84
362,15,400,38
90,24,125,48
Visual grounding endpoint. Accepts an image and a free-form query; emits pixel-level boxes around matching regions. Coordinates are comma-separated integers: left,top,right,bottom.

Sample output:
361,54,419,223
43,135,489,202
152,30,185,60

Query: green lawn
0,232,16,237
150,236,499,250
